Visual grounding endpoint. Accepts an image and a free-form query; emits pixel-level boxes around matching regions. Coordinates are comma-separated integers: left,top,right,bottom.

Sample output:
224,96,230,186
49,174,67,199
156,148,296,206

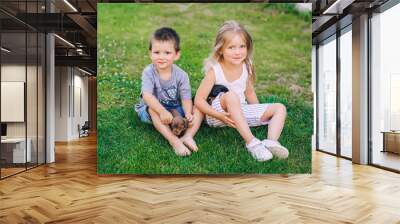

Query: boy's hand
185,113,194,127
217,112,236,128
160,110,173,124
185,113,193,123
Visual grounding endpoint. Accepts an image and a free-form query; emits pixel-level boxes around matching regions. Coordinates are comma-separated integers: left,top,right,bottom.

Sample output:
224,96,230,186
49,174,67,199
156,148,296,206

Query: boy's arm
182,99,193,121
179,72,193,117
245,78,259,104
142,92,173,124
141,70,172,124
142,92,167,114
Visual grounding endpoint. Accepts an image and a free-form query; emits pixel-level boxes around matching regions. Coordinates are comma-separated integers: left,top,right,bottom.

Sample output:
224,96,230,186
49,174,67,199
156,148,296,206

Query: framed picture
97,3,312,174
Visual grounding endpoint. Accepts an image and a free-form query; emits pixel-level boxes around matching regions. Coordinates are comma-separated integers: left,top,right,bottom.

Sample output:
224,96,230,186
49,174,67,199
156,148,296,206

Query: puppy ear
183,118,189,129
170,119,177,129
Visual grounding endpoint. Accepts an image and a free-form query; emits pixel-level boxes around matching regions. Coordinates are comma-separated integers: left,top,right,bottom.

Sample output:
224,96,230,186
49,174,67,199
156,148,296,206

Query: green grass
264,3,312,22
97,3,312,174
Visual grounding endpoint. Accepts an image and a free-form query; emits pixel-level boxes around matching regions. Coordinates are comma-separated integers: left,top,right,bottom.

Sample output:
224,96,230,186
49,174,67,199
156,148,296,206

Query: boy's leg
180,107,204,152
219,92,254,144
147,108,191,156
136,105,152,123
260,103,287,141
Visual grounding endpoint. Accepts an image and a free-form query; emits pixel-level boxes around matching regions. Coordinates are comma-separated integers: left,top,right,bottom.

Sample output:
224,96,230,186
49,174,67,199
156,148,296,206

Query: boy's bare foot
170,140,191,156
180,135,198,152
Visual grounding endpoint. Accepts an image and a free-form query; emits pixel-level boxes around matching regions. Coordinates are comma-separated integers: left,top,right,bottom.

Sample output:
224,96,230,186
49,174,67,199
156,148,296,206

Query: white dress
205,62,271,128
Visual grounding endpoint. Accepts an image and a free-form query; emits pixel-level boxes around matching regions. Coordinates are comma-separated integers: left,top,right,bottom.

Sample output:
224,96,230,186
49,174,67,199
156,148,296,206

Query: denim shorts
136,104,185,124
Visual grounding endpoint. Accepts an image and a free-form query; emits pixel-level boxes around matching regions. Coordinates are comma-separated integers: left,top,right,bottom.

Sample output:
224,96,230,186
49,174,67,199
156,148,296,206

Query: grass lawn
97,3,312,174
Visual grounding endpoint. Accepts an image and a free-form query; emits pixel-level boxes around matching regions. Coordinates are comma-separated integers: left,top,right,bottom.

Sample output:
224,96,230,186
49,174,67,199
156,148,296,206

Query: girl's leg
217,92,273,161
220,92,254,144
259,103,289,159
260,103,287,141
181,107,204,152
148,108,191,156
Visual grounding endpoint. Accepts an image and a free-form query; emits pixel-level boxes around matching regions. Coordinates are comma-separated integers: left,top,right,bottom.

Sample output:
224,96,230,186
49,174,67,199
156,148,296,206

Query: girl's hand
160,110,173,124
217,112,236,128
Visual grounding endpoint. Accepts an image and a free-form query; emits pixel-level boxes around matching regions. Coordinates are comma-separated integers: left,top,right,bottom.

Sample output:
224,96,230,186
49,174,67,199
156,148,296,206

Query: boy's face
150,40,180,71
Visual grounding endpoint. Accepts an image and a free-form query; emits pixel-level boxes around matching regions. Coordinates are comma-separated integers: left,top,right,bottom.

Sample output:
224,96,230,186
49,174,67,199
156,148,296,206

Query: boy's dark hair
149,27,180,52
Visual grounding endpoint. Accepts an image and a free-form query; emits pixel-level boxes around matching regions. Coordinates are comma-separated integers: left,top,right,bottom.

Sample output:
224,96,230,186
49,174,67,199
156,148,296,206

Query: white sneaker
246,138,273,162
262,139,289,159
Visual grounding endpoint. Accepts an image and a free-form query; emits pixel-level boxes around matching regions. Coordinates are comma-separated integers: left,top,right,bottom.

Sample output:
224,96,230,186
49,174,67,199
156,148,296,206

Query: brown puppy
170,109,189,137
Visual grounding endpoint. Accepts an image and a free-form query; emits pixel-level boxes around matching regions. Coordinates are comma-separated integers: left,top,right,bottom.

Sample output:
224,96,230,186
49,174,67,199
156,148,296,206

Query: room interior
0,0,96,179
0,0,399,222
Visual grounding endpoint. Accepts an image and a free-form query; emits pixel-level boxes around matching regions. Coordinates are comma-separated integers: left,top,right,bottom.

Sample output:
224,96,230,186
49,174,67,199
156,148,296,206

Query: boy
135,27,203,156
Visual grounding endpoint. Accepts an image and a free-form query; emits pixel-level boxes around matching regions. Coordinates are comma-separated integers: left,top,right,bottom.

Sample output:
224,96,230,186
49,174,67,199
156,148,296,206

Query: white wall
73,72,89,137
55,66,69,141
55,67,89,141
1,65,26,82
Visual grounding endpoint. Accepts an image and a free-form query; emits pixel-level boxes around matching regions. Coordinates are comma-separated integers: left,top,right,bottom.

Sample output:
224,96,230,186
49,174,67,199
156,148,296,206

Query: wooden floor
1,167,26,178
1,135,400,223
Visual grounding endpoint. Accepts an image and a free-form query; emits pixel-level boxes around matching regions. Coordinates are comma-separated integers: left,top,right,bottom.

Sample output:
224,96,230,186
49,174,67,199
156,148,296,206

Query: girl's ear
218,50,223,59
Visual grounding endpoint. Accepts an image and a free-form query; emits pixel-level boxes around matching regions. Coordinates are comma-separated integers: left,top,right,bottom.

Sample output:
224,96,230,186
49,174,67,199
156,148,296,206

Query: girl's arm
194,69,224,118
245,78,259,104
195,69,236,128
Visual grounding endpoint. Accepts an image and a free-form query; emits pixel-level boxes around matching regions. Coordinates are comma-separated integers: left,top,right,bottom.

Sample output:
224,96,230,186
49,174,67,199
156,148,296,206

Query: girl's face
220,33,247,66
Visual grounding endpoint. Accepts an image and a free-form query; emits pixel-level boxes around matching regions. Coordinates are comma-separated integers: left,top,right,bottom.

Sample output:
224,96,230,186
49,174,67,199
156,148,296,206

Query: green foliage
264,3,312,22
97,3,312,174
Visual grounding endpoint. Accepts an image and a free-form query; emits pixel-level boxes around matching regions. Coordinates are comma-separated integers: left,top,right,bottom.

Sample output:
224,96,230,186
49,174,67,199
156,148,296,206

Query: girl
194,20,289,161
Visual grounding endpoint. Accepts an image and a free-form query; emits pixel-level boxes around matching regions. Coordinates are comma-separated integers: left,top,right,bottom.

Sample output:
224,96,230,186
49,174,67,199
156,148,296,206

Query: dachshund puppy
170,109,189,137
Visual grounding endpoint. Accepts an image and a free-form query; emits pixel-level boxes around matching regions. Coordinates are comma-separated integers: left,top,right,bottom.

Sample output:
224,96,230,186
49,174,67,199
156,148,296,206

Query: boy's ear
174,50,181,60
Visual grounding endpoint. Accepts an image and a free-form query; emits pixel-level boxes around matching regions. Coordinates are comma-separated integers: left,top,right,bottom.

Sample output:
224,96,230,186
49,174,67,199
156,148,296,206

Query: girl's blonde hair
204,20,255,82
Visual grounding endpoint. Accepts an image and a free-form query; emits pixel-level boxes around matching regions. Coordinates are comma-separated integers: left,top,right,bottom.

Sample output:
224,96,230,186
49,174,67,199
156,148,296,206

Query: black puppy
207,84,229,104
